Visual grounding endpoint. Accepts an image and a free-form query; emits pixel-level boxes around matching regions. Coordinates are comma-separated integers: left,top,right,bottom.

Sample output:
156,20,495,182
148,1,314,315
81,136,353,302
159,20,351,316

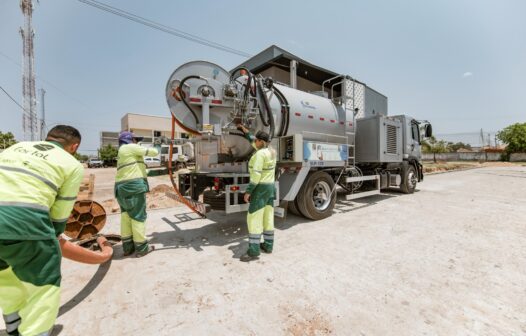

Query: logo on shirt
33,144,55,151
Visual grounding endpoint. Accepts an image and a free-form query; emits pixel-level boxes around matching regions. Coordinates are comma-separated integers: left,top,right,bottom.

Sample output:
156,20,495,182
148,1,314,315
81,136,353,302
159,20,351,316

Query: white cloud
462,72,473,78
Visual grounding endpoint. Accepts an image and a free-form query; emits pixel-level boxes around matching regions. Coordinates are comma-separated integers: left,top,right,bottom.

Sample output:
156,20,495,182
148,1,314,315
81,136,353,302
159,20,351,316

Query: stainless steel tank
166,61,354,162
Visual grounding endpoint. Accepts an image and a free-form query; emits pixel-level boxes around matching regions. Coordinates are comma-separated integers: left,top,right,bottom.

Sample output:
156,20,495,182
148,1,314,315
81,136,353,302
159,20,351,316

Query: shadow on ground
146,190,404,257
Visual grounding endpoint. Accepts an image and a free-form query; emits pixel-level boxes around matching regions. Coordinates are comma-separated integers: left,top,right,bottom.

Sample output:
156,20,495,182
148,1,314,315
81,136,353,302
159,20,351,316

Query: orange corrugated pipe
59,236,113,264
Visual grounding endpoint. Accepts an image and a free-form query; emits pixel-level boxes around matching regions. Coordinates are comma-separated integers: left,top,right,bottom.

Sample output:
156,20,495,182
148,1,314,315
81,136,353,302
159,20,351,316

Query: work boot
122,237,135,256
240,253,260,262
260,241,273,254
240,243,260,262
135,245,155,258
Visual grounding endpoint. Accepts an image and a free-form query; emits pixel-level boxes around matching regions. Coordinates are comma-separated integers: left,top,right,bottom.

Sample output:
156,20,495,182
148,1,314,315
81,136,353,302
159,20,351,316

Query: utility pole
39,88,46,140
20,0,38,141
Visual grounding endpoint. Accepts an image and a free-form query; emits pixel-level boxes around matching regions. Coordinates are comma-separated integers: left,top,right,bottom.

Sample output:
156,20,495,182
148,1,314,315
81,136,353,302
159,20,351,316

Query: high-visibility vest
0,141,84,240
115,144,158,184
246,147,276,194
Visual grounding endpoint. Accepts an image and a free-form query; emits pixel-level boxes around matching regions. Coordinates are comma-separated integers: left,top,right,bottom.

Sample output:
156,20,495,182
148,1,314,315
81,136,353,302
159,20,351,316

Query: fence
422,152,502,161
510,153,526,162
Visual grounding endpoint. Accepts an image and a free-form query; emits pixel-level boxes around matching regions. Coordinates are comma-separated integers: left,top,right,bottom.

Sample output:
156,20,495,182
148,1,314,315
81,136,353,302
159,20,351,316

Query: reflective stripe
3,312,20,323
249,239,261,244
248,234,261,239
263,231,274,240
0,201,49,212
252,170,262,173
0,165,58,192
51,218,68,224
117,161,146,171
56,195,77,201
36,332,50,336
3,312,21,333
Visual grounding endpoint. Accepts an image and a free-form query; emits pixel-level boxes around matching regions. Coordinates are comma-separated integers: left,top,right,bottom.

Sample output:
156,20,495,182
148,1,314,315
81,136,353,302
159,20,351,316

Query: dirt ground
1,164,525,335
87,167,189,214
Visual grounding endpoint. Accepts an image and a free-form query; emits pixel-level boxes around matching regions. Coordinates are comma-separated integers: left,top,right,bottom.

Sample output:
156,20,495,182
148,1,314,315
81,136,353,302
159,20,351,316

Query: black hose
230,67,254,101
256,78,274,139
273,86,290,137
179,75,202,128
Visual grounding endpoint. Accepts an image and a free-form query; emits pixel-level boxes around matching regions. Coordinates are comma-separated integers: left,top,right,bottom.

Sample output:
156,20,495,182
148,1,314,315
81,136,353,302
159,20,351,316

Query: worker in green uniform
115,131,159,258
237,125,277,262
0,125,84,336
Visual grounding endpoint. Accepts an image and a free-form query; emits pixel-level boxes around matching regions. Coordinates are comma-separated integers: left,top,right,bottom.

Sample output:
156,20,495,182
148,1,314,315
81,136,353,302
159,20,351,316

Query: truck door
409,120,421,160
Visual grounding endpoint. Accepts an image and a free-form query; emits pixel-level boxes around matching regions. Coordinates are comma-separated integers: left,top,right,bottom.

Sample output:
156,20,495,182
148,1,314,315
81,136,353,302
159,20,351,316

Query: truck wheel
287,198,302,217
296,171,336,220
400,165,417,194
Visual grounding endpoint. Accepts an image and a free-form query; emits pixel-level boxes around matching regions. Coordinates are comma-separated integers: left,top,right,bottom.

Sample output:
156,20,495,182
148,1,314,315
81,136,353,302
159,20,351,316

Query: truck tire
400,165,417,194
296,171,336,220
203,190,244,210
287,198,302,217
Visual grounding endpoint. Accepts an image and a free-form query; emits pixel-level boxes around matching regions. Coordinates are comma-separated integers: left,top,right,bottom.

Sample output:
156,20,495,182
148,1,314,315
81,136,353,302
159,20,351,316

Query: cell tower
40,88,46,140
20,0,38,141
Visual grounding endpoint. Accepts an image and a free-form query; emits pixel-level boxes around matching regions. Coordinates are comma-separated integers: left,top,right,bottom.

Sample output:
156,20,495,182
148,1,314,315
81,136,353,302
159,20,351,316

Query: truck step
346,189,381,200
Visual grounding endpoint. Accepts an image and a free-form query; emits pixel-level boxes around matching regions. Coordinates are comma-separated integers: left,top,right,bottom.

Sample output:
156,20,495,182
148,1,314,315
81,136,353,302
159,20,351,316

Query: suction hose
256,77,275,138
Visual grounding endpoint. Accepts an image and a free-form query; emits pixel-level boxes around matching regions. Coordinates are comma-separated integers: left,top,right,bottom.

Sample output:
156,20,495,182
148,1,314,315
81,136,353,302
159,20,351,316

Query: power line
0,85,28,115
76,0,252,58
0,50,95,113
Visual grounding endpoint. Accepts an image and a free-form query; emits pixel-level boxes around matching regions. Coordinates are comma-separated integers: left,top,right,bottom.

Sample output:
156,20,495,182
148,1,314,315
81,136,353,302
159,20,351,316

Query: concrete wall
422,152,502,161
510,153,526,162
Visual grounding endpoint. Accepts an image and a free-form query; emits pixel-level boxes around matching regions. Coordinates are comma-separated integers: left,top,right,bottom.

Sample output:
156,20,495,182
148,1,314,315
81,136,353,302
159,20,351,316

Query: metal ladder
321,74,356,167
322,76,382,201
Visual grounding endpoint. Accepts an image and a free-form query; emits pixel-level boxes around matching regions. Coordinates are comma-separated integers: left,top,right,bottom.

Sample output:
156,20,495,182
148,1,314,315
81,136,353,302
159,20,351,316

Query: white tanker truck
166,54,432,220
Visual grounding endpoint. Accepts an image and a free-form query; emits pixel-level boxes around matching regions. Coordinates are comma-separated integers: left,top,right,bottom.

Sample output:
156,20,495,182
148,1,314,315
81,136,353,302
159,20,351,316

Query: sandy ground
87,167,185,214
2,165,526,335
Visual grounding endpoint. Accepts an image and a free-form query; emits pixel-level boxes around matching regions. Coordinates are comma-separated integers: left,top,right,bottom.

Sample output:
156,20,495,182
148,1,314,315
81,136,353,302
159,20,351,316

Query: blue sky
1,0,525,153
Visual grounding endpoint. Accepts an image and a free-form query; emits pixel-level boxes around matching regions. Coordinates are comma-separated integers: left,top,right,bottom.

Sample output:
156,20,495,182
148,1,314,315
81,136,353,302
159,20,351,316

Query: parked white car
87,158,104,168
144,157,161,168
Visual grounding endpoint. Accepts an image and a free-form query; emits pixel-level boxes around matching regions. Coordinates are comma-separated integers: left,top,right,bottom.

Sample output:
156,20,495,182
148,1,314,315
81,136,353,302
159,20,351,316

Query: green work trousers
246,183,275,256
116,192,149,254
0,239,61,336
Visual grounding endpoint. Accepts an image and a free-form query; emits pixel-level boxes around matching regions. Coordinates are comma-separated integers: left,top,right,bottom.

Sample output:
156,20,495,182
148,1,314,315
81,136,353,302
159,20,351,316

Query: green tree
447,142,472,152
421,136,448,162
98,144,118,163
497,122,526,154
74,153,89,162
0,131,17,149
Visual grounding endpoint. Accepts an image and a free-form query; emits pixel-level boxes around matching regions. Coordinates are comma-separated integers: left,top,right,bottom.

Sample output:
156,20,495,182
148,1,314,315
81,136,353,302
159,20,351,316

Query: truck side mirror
425,124,433,138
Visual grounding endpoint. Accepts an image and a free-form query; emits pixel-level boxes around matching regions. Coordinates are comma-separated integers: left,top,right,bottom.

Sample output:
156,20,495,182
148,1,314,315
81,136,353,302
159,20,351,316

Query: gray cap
255,130,270,142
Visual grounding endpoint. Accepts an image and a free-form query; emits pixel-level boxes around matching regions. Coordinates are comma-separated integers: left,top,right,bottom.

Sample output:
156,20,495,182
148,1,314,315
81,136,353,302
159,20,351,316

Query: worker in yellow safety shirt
115,131,159,258
237,125,277,262
0,125,84,336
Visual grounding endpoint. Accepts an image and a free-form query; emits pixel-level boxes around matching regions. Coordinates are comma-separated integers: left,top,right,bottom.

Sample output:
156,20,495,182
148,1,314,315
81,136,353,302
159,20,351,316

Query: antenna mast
20,0,38,141
40,88,46,140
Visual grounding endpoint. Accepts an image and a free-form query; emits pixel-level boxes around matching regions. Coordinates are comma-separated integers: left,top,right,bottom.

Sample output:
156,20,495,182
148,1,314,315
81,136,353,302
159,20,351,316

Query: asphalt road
2,165,525,335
